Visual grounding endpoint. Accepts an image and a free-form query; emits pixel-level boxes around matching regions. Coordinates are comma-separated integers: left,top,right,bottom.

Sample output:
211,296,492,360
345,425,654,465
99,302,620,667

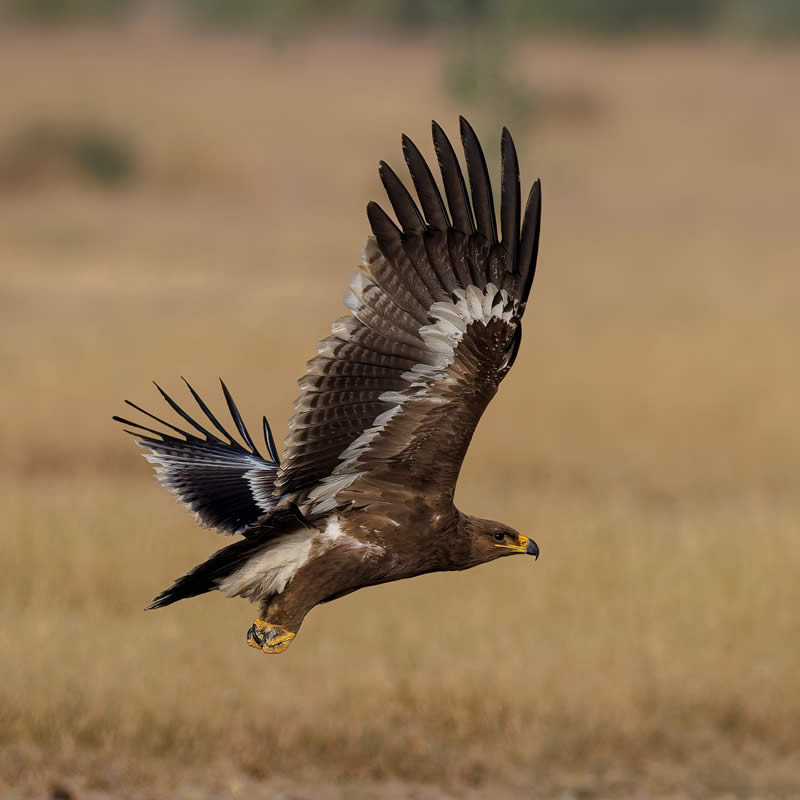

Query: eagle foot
246,619,295,654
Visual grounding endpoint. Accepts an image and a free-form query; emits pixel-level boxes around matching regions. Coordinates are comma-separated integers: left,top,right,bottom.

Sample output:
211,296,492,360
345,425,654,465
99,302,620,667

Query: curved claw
246,619,296,654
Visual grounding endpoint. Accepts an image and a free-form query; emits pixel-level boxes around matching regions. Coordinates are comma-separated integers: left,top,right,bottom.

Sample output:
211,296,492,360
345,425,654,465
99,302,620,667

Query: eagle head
459,515,539,567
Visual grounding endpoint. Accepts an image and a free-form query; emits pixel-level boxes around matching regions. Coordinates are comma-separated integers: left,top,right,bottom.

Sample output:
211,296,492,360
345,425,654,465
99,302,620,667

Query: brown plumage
114,118,542,654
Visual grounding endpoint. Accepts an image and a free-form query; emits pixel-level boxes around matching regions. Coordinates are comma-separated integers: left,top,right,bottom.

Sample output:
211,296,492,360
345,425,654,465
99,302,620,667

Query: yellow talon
246,619,296,654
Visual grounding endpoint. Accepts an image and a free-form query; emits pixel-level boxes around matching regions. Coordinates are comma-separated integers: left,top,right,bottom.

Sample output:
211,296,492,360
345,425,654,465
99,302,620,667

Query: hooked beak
495,534,539,559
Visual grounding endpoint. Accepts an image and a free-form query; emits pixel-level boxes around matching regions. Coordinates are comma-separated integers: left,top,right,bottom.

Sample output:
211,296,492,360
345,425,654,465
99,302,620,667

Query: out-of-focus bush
2,0,798,37
0,122,138,190
174,0,718,33
2,0,133,23
173,0,800,38
179,0,270,27
722,0,800,39
520,0,720,34
443,37,535,130
444,41,598,133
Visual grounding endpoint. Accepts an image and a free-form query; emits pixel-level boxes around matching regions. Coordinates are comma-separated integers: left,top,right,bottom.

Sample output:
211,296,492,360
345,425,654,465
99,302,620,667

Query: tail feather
114,379,280,534
146,535,268,609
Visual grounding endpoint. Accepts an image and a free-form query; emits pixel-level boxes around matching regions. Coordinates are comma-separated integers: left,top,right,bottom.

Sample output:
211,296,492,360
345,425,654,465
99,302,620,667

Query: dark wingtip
518,178,542,307
378,160,425,233
178,376,234,444
367,199,401,241
113,415,152,439
122,397,196,439
263,415,280,464
401,131,449,231
500,126,520,270
459,116,498,244
432,119,474,234
219,377,260,456
457,116,478,148
151,380,218,440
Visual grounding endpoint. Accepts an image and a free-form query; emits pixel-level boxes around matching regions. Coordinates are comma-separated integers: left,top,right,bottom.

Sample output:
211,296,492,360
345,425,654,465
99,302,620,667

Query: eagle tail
145,535,270,609
114,379,281,534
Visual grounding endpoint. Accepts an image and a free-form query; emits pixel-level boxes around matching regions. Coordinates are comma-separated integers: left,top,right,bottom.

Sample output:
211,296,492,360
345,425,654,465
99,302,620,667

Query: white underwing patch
218,517,383,602
218,529,312,600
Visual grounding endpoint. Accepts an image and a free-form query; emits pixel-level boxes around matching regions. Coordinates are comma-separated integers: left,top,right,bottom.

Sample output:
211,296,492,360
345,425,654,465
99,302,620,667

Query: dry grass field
1,21,799,799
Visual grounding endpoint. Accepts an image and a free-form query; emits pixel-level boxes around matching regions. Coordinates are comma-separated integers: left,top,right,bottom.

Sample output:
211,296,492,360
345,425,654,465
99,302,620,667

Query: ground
1,21,799,799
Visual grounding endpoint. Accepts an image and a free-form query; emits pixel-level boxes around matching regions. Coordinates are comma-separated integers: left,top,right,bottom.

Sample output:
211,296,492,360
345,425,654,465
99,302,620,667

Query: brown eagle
115,118,541,654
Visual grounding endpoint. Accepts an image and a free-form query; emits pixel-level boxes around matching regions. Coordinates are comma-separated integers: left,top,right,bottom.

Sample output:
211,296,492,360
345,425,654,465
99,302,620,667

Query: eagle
114,118,541,654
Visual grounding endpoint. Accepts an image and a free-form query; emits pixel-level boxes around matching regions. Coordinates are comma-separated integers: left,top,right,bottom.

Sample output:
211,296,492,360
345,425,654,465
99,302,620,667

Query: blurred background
1,1,799,798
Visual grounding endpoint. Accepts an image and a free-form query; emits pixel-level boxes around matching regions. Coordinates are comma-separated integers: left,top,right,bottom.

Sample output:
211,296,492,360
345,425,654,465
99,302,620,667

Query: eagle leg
246,619,296,654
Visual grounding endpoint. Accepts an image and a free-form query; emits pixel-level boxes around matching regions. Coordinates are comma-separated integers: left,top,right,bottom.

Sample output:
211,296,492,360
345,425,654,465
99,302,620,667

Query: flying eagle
114,118,541,654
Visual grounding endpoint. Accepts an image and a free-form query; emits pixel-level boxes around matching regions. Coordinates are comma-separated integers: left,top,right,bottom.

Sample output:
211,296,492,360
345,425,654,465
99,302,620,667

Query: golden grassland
1,23,799,798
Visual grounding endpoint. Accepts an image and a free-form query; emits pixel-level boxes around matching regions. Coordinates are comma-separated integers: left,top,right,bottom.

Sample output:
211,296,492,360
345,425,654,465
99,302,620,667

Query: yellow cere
494,534,529,553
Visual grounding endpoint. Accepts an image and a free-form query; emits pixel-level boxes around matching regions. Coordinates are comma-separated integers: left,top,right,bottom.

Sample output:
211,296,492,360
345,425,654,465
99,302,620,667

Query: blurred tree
722,0,800,38
443,35,538,131
2,0,797,37
527,0,721,34
73,125,137,186
3,0,133,22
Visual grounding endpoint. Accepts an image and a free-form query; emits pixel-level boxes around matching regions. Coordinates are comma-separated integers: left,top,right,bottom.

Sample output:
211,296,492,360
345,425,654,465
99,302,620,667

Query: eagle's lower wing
276,119,541,515
114,379,281,534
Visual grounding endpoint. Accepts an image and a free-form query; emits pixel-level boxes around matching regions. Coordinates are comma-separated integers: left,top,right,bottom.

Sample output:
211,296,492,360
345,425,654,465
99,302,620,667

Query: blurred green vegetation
1,0,798,37
2,0,133,23
0,122,137,189
442,32,599,132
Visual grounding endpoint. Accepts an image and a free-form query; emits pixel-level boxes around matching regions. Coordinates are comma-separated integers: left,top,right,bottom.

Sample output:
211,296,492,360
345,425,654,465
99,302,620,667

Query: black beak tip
527,539,539,559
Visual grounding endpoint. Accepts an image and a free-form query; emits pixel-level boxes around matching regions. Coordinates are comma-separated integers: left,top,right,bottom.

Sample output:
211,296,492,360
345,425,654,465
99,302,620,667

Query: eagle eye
493,532,506,542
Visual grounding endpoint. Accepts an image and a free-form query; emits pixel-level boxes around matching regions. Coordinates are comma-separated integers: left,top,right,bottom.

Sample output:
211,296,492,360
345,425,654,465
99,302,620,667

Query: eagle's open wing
114,379,281,534
276,119,541,515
